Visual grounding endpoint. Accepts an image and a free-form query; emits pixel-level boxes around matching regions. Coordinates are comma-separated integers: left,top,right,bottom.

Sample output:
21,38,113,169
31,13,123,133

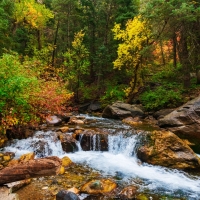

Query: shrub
140,86,183,111
0,53,73,134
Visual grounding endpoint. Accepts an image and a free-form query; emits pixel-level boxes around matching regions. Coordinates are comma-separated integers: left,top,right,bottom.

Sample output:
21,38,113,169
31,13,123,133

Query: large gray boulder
158,95,200,152
102,101,144,120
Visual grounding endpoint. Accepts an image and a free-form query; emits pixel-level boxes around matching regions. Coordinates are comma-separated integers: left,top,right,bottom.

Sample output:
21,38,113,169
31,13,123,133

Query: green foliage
100,84,126,107
0,53,73,134
140,86,183,111
0,53,39,133
63,31,90,101
0,0,14,55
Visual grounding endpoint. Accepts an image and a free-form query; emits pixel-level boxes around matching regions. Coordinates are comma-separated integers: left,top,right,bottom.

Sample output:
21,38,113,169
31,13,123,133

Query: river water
3,115,200,199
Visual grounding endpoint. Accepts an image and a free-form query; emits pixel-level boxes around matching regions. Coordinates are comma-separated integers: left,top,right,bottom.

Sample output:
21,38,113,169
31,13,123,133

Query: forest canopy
1,0,200,133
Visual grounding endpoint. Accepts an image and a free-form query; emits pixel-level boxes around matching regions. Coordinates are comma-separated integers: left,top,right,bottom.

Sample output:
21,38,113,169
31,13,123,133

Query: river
3,115,200,199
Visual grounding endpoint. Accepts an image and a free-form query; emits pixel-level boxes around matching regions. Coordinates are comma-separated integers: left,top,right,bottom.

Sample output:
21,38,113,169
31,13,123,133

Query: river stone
57,133,78,153
62,156,73,167
119,186,138,199
158,95,200,153
136,130,200,170
56,190,80,200
102,101,144,119
46,115,62,126
81,179,117,194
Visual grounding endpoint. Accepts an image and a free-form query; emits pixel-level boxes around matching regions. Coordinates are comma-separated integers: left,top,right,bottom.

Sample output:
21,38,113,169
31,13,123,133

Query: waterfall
3,131,65,158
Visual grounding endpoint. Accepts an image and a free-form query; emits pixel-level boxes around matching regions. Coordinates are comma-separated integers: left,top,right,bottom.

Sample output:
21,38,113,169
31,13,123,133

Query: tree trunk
0,156,61,185
52,20,59,66
172,32,177,68
178,26,191,88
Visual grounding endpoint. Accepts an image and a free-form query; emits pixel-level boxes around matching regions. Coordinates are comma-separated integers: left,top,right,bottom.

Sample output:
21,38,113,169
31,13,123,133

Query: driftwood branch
0,156,61,185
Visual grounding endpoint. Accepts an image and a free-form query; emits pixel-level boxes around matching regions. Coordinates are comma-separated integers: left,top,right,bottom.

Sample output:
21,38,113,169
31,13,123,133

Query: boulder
80,179,117,194
136,130,200,170
57,133,78,153
74,129,108,151
158,96,200,152
102,101,144,120
78,101,101,113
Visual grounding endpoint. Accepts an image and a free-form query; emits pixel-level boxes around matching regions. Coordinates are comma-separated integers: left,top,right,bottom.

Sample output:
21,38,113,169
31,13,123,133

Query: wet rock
122,117,143,126
30,140,52,157
57,133,78,153
136,130,200,170
19,152,35,162
102,101,144,120
68,117,85,125
46,115,62,126
56,190,80,200
119,185,138,199
74,129,108,151
59,166,65,175
58,126,70,133
81,179,117,194
62,156,73,167
158,95,200,153
0,152,15,168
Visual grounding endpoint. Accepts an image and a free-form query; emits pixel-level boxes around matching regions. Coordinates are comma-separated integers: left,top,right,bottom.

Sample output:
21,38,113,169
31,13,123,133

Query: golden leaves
14,0,54,29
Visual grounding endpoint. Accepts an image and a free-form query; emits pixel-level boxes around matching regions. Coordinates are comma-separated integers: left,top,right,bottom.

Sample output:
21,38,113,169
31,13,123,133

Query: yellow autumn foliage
112,15,150,70
112,15,151,101
13,0,54,29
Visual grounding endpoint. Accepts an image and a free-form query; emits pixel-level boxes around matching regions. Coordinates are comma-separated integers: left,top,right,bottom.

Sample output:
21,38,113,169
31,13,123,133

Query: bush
100,84,126,107
0,53,73,134
140,86,183,111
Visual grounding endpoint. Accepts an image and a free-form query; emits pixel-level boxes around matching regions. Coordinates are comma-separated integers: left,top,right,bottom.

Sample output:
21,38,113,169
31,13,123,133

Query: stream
3,115,200,200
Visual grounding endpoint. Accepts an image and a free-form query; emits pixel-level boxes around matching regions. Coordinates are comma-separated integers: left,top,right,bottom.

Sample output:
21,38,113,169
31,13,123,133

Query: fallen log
0,156,61,185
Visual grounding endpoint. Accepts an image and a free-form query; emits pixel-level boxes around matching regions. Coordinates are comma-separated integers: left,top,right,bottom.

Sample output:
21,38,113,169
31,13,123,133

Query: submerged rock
81,179,117,194
56,190,80,200
136,130,200,170
102,101,144,120
119,185,138,199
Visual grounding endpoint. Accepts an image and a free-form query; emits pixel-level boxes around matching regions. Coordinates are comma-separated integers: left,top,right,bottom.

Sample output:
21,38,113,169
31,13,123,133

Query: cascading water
3,115,200,199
